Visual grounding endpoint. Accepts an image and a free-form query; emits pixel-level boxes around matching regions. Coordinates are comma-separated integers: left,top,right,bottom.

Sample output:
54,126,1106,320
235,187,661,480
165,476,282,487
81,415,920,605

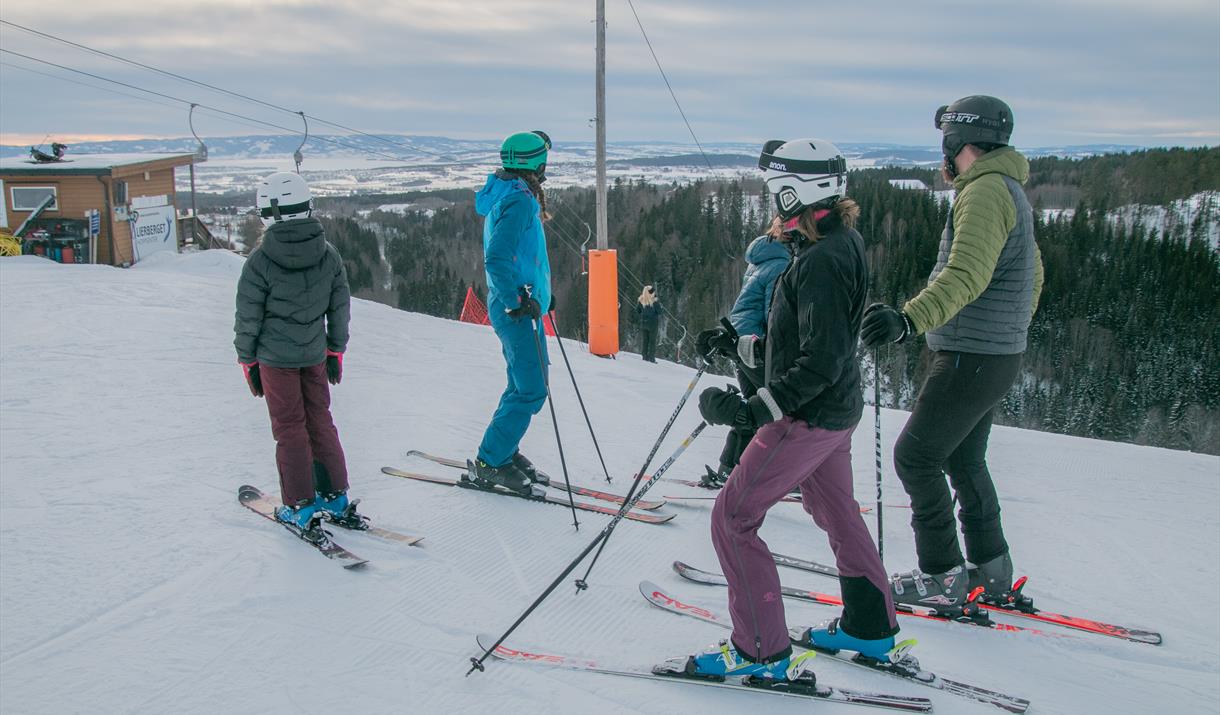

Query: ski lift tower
587,0,619,357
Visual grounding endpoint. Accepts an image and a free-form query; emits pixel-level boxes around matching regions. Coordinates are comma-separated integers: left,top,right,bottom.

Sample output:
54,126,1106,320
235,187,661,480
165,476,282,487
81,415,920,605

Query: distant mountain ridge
0,134,1143,167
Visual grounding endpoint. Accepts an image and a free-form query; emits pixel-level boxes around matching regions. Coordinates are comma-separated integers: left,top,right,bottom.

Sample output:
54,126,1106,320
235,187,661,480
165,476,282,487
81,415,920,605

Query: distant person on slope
469,130,555,496
234,171,356,535
694,232,791,486
633,285,661,363
673,139,899,683
860,95,1044,616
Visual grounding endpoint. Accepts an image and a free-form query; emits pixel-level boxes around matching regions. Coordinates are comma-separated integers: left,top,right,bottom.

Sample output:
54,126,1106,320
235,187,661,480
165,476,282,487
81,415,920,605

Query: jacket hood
954,146,1029,190
745,235,791,266
259,217,328,270
475,172,531,216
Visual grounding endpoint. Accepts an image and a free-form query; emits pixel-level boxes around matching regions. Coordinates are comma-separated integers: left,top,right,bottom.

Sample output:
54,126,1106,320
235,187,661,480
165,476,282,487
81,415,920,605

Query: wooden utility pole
595,0,608,250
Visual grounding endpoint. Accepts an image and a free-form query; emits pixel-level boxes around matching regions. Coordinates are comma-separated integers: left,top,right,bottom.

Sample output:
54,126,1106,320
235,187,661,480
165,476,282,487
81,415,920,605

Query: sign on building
129,203,178,262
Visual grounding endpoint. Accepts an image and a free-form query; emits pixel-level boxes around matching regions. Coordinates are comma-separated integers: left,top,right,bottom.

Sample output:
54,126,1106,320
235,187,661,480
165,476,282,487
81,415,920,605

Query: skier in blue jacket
695,234,792,485
469,130,555,495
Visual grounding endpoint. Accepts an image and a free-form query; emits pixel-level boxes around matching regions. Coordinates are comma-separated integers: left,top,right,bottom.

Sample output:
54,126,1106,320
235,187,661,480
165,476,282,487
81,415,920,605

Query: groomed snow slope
1,252,1217,715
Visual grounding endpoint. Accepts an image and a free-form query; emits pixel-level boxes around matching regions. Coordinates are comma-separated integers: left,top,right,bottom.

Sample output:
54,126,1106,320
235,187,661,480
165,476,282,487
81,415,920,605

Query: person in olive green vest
861,96,1044,618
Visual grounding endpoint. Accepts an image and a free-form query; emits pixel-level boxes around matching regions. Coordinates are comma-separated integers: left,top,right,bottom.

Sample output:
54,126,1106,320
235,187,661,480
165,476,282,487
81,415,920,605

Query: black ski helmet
935,95,1014,160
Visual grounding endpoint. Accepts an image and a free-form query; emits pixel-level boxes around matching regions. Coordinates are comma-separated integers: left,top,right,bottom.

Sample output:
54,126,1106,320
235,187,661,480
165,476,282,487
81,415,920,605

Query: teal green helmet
500,130,551,172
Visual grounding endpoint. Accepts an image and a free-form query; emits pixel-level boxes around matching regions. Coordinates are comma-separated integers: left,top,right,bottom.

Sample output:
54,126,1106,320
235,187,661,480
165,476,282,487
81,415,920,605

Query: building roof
0,153,196,177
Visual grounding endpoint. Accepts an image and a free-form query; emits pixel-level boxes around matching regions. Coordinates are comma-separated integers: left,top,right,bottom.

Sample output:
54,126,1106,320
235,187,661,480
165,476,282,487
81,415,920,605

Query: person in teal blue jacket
695,234,792,485
470,130,554,495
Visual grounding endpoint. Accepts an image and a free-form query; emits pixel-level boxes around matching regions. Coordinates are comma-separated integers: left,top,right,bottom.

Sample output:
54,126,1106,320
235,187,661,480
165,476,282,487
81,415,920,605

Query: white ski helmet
758,139,848,220
256,171,313,227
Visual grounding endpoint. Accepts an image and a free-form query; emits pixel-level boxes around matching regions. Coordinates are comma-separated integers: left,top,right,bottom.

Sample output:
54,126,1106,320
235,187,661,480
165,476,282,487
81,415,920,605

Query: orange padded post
588,249,619,356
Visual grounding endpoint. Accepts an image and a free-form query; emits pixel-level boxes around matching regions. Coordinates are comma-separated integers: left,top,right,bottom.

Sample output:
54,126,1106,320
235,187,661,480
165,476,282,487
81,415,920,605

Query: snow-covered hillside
1,253,1217,714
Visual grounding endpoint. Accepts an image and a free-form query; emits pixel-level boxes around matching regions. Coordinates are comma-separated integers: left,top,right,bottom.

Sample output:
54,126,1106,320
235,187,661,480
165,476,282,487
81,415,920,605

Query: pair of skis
383,450,673,525
767,552,1163,646
639,580,1031,713
476,634,934,712
237,485,423,569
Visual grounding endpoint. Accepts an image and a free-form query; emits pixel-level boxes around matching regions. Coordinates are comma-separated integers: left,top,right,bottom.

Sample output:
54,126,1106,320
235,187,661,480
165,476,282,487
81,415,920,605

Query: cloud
0,0,1215,147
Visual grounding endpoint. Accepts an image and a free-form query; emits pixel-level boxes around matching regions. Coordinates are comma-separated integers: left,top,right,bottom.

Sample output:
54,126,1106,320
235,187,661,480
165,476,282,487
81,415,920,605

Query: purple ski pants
711,417,897,661
261,362,348,506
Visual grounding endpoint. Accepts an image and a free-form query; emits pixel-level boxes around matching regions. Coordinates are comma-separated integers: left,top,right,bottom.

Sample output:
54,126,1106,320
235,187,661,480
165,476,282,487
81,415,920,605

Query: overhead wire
0,60,286,136
622,0,714,171
0,20,479,165
0,48,413,163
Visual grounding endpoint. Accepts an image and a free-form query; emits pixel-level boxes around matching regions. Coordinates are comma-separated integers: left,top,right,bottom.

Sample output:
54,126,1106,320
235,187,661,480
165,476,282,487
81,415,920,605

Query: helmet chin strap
269,197,282,221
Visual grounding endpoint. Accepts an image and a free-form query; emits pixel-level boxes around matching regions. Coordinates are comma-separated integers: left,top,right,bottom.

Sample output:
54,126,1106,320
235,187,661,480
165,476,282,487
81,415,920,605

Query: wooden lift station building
0,153,196,266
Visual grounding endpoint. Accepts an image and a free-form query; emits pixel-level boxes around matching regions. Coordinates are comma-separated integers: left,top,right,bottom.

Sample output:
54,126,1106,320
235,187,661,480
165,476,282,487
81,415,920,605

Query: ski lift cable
0,20,478,165
1,59,287,137
622,0,714,171
0,48,409,163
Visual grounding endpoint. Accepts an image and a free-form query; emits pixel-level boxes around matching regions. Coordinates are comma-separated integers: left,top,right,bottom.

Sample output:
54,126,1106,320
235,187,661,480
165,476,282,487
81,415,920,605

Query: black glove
240,361,263,398
696,324,738,360
699,386,745,426
326,350,344,385
507,286,543,321
548,294,556,313
860,303,911,347
699,386,778,429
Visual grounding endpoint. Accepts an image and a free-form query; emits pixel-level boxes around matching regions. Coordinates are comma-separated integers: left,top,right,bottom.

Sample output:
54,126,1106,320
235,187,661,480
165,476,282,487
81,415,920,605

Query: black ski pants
894,350,1021,575
641,326,658,363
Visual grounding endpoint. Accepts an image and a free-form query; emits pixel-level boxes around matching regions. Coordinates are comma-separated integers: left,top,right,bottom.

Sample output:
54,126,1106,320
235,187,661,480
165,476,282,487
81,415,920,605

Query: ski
673,561,1038,634
772,553,1162,645
405,450,667,511
381,467,674,525
640,581,1031,713
318,508,425,546
474,634,932,712
238,485,367,569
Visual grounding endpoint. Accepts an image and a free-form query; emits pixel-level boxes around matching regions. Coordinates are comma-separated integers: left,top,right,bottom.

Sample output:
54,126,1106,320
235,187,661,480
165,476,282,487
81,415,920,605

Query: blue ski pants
478,309,549,467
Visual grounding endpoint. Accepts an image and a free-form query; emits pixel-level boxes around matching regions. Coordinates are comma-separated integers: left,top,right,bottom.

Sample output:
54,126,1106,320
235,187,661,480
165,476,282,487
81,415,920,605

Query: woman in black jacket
678,140,898,682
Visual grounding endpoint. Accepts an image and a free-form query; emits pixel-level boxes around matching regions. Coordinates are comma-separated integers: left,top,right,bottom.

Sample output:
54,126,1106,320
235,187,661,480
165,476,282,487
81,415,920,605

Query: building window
10,186,58,211
113,180,128,205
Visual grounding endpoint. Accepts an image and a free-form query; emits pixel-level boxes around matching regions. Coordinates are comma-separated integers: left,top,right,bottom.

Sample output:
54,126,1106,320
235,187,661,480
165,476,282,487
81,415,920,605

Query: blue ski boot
315,490,368,530
687,640,795,680
275,501,325,541
803,618,896,662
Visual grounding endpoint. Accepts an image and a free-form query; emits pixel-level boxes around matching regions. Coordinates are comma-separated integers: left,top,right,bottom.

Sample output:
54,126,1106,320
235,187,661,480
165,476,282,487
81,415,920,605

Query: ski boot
466,458,534,496
969,552,1035,612
511,451,550,486
653,640,818,694
315,490,369,531
801,618,899,662
275,501,326,543
890,565,988,623
698,465,729,489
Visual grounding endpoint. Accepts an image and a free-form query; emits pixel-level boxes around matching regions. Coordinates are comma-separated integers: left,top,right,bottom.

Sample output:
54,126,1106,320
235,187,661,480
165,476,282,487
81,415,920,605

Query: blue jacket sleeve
485,194,531,308
755,257,788,333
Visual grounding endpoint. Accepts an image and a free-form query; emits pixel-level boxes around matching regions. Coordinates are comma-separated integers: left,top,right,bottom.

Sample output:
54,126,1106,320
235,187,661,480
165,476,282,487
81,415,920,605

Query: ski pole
467,420,706,677
574,363,707,593
532,316,580,531
547,310,613,484
874,347,884,566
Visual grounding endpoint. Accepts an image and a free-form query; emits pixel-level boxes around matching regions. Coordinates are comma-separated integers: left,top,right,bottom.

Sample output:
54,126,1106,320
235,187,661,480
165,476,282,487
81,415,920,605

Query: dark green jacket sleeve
903,174,1016,335
326,246,351,353
234,255,268,363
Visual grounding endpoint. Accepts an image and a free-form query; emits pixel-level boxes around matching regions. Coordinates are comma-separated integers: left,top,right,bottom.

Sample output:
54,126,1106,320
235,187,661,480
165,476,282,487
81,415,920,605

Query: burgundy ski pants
261,362,348,506
711,417,897,662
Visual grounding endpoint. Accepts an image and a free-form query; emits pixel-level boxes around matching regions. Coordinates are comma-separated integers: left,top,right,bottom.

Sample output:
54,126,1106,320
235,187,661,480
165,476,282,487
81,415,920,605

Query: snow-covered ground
1,253,1217,714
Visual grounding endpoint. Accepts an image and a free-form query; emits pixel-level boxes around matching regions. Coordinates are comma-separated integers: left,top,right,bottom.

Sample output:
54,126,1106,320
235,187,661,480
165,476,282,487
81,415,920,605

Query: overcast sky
1,0,1217,149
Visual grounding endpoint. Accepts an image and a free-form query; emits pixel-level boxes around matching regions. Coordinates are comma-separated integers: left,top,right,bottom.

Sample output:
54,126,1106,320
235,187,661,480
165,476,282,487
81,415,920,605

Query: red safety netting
460,286,556,336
